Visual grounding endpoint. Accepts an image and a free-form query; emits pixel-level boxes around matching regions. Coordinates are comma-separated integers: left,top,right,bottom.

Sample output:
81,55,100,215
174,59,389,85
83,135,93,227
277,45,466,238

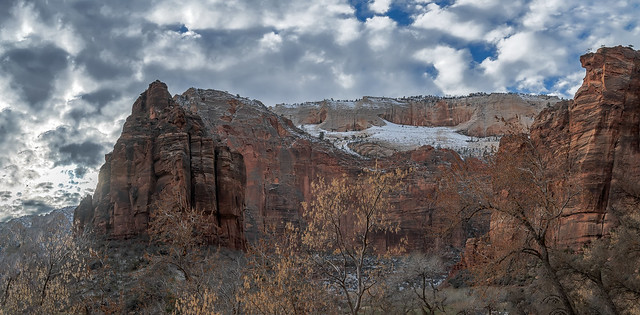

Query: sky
0,0,639,221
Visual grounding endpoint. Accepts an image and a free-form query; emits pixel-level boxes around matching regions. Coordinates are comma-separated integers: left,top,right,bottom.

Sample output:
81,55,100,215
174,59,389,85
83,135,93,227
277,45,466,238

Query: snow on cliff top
302,119,499,158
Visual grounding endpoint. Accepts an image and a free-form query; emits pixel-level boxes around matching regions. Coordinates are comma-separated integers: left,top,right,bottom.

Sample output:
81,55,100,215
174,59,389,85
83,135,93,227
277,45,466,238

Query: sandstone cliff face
76,82,470,251
74,81,246,249
529,46,640,245
273,94,559,137
174,89,464,249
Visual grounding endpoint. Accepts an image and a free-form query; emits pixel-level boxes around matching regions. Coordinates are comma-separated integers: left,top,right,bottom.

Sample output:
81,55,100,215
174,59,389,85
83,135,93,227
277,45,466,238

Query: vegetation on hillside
1,158,638,314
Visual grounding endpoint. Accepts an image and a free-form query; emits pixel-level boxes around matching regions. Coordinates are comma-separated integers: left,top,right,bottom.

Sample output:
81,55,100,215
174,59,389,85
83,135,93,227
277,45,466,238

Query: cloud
365,16,396,50
0,191,11,202
414,45,484,95
80,89,121,110
370,0,392,14
0,0,640,221
259,31,283,52
0,44,69,110
0,109,23,150
57,142,106,167
39,126,108,168
74,166,88,179
412,3,488,41
20,198,54,216
35,182,54,192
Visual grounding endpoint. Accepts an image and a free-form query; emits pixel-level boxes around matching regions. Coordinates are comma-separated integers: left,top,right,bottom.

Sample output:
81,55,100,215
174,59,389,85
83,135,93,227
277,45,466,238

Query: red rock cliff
529,46,640,245
74,81,246,249
75,82,471,251
174,89,466,249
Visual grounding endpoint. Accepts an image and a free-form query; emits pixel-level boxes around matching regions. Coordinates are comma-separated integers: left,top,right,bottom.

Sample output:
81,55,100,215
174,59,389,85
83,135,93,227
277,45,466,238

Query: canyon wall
173,88,466,249
75,82,469,251
75,47,639,253
74,81,246,249
273,93,559,137
530,46,640,245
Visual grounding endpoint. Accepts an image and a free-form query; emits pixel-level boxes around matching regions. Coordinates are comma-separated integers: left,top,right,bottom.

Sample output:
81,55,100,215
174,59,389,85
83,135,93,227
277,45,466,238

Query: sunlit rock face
173,88,467,250
74,81,246,249
529,46,640,246
75,81,474,251
272,93,559,137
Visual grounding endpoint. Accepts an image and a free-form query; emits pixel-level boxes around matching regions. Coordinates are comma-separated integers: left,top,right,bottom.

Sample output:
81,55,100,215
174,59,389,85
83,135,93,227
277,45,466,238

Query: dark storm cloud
40,126,108,168
74,166,88,179
59,1,148,82
0,0,17,23
66,89,123,123
21,199,54,216
1,44,69,110
54,190,82,205
66,108,94,125
76,54,136,80
57,142,106,167
80,89,121,108
0,109,22,148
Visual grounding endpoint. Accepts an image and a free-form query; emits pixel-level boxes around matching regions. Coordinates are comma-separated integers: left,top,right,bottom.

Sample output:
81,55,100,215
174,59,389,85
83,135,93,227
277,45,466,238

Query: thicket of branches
438,132,640,314
1,145,638,314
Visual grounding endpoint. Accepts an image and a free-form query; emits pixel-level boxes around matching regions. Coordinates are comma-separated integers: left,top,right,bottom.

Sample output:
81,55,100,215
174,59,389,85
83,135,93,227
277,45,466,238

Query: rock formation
75,81,468,251
469,46,640,255
530,46,640,245
76,47,637,254
74,81,246,249
173,88,465,249
273,93,560,137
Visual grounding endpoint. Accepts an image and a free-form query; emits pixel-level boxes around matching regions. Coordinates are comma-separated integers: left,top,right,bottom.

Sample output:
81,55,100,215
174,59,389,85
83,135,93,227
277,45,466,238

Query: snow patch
301,119,499,157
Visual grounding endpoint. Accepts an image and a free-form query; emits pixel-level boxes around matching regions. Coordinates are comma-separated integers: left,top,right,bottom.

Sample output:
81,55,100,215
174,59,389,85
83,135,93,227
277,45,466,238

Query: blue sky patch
387,3,413,26
468,42,497,63
177,24,189,33
543,76,560,92
349,0,373,22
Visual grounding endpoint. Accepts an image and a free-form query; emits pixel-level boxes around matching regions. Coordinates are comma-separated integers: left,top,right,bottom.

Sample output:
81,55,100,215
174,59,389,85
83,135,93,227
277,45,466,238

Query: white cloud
365,16,396,50
334,18,361,45
414,46,476,95
412,3,486,41
480,31,573,93
521,0,569,31
370,0,393,14
331,65,354,89
147,0,258,30
552,70,586,99
259,32,283,52
0,1,85,55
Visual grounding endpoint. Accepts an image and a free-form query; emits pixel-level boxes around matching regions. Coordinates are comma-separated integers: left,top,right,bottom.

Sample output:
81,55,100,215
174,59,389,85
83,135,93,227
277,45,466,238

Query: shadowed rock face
529,46,640,246
75,82,471,251
74,81,246,249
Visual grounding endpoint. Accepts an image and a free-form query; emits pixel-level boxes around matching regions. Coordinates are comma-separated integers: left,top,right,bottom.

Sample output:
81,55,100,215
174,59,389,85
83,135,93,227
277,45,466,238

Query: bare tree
302,167,408,315
238,223,329,314
439,134,578,314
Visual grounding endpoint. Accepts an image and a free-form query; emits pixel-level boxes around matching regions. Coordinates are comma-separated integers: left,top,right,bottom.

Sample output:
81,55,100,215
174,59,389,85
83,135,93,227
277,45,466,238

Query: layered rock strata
76,82,469,251
173,88,465,249
74,81,246,249
530,46,640,245
273,93,559,137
